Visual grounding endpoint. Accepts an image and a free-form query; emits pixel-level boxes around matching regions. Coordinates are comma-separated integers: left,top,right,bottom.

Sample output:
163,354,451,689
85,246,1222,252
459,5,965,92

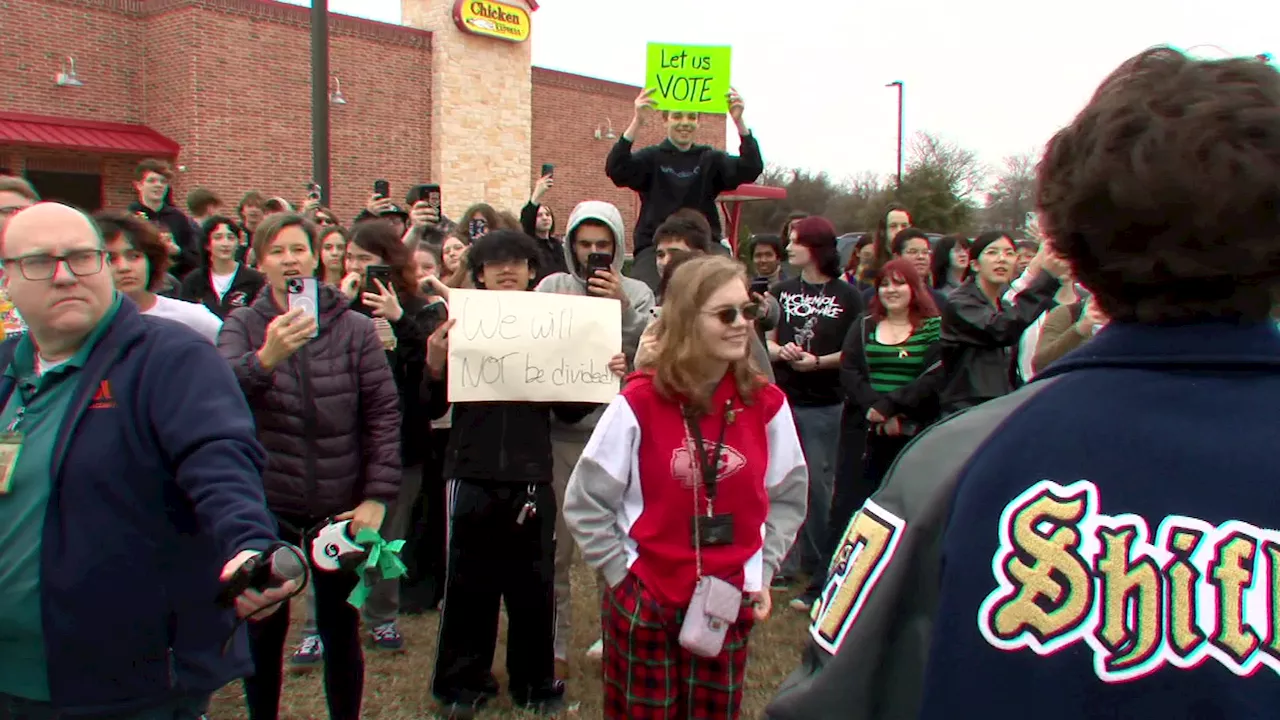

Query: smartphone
586,252,612,277
306,182,321,201
286,277,320,338
365,264,393,293
540,163,555,178
424,299,447,325
411,183,442,212
373,179,390,200
749,276,770,296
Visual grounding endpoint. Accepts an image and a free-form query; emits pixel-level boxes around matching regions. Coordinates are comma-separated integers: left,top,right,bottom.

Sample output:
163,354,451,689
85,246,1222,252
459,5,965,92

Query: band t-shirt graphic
771,277,863,406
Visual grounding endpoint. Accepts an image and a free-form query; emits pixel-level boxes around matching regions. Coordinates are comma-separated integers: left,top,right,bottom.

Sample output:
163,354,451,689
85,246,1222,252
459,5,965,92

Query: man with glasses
0,202,291,720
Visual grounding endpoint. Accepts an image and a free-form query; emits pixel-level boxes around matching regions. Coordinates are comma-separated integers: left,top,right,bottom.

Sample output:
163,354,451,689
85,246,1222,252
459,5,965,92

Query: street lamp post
886,81,904,189
311,0,332,207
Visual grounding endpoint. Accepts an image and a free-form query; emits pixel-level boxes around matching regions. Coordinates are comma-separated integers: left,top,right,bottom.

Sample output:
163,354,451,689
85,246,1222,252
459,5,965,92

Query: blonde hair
651,255,765,412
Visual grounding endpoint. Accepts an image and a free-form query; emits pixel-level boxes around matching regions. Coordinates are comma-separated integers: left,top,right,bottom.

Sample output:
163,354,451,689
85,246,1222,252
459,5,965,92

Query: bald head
1,202,102,257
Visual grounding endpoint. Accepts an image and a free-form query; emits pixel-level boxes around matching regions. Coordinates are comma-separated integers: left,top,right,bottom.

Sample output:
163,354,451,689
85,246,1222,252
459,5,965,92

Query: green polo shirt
0,295,119,701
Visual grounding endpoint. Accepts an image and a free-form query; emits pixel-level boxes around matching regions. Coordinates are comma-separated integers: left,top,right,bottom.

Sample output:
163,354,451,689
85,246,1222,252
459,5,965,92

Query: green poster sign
644,43,733,114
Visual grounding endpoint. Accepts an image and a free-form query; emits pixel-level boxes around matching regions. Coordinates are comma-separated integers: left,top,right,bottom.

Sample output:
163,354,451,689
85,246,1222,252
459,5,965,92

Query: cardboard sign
644,43,733,114
447,289,621,403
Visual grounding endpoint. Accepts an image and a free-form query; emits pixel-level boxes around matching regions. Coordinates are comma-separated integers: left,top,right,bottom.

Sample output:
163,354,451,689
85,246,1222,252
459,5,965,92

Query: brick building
0,0,727,248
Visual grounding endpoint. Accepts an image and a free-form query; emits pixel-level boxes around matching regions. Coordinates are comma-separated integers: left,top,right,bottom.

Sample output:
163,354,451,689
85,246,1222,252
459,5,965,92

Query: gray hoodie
536,201,656,440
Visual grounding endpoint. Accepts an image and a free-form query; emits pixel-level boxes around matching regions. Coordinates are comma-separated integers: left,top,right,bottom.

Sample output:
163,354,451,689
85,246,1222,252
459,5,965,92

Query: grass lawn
210,561,811,718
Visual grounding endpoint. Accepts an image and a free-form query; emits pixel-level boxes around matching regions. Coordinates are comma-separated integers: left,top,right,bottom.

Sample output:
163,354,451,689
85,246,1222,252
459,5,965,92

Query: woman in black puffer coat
218,213,401,720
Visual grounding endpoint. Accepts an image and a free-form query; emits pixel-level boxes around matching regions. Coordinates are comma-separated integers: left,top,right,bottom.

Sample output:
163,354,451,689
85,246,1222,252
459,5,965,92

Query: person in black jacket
938,231,1066,414
178,215,267,319
337,219,439,650
127,159,200,278
606,87,763,292
422,230,624,718
519,173,568,282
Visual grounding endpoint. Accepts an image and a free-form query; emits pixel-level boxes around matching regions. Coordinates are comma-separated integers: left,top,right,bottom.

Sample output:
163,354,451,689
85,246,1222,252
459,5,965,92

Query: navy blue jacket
0,298,277,715
770,322,1280,719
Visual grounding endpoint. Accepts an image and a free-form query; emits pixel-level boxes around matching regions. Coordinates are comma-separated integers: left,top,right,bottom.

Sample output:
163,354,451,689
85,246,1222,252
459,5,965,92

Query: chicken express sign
453,0,531,43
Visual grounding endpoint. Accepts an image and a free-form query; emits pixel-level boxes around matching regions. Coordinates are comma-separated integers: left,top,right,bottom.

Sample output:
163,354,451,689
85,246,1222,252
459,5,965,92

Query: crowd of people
0,45,1277,720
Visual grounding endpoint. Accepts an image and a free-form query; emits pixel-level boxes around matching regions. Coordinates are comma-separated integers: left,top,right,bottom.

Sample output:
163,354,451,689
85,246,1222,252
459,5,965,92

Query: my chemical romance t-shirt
771,277,863,406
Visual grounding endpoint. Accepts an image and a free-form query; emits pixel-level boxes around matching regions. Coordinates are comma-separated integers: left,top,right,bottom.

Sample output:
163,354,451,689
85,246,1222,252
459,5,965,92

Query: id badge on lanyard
0,405,25,495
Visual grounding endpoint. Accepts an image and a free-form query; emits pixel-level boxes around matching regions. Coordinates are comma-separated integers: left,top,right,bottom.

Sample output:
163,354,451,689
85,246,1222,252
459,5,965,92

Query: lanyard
682,398,733,514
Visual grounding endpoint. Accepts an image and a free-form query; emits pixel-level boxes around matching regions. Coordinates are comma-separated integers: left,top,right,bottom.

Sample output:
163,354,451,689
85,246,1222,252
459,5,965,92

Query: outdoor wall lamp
56,57,83,87
330,76,348,106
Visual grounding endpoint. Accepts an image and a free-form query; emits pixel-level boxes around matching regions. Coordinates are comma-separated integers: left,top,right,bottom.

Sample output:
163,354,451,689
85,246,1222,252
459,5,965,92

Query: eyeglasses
2,249,106,281
705,302,763,325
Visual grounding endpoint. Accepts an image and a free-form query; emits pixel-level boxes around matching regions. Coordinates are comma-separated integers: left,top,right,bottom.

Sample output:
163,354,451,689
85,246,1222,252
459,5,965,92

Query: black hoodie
605,133,764,254
128,200,200,278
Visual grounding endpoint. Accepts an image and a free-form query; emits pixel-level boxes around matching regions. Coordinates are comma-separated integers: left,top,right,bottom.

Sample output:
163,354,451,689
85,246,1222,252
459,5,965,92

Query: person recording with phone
356,180,410,238
216,213,402,720
0,202,290,720
334,218,439,650
520,169,568,281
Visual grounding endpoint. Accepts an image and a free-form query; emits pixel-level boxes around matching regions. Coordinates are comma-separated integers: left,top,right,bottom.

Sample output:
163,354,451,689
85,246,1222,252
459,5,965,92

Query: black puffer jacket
218,284,402,518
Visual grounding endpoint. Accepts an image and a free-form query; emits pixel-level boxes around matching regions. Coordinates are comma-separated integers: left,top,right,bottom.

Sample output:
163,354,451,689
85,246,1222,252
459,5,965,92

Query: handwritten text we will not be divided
447,289,622,404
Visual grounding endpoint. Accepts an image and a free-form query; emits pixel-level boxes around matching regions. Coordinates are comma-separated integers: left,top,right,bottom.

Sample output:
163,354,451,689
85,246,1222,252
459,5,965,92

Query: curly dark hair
93,210,171,291
468,229,542,289
1037,47,1280,322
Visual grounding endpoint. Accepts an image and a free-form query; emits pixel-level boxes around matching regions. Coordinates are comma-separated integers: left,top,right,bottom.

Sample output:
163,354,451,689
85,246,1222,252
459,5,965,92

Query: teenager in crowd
766,216,863,593
339,219,437,649
1006,243,1087,384
606,87,763,291
519,173,567,281
937,232,1064,414
237,191,267,262
0,202,288,720
862,228,950,310
930,234,970,295
128,159,200,278
770,46,1280,720
218,212,401,720
317,226,348,287
441,234,470,289
840,235,875,289
534,201,654,669
0,176,38,338
1014,238,1038,276
185,187,222,230
425,229,622,717
751,234,787,285
565,254,807,719
179,215,266,319
95,211,223,344
863,203,911,275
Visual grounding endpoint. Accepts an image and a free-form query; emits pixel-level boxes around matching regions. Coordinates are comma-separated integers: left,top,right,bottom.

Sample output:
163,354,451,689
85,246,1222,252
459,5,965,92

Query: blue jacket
769,322,1280,720
0,299,278,715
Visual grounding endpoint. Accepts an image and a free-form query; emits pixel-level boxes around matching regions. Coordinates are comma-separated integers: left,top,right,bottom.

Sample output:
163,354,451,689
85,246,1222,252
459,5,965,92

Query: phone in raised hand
287,277,320,338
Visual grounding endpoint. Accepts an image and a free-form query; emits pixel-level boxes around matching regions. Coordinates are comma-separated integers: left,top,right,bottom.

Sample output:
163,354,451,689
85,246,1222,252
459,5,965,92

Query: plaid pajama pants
601,574,755,720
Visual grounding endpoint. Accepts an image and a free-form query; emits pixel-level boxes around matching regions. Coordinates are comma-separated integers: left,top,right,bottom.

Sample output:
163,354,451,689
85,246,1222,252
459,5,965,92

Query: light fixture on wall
55,57,84,87
593,118,616,141
330,77,347,106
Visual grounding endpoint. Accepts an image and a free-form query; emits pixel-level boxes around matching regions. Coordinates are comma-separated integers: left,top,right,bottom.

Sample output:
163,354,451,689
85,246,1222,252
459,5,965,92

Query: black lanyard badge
685,399,736,548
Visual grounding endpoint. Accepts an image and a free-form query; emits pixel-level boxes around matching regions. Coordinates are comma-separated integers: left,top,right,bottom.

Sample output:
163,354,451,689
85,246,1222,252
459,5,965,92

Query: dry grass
210,562,811,719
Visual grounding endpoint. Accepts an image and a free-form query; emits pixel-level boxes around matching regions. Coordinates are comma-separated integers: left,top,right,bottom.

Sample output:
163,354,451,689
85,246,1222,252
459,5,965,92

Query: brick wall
530,67,728,251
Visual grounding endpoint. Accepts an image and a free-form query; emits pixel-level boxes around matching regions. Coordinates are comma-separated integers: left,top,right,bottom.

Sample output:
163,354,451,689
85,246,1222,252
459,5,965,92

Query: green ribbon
345,528,408,610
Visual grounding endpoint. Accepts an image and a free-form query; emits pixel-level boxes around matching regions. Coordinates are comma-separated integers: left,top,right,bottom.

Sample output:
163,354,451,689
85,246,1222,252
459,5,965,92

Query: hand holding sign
727,87,746,126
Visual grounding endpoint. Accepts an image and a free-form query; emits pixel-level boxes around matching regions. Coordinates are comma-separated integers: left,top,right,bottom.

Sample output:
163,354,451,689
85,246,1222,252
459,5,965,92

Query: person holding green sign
607,87,763,292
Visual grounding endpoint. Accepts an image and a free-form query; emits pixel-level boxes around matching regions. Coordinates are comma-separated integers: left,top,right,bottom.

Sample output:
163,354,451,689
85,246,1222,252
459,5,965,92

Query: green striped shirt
866,316,941,393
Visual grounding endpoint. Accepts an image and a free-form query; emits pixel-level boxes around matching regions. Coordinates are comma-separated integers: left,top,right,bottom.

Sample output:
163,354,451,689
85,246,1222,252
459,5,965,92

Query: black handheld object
365,264,393,293
749,276,770,296
373,179,390,199
412,183,442,212
215,544,307,608
540,163,555,178
586,252,612,277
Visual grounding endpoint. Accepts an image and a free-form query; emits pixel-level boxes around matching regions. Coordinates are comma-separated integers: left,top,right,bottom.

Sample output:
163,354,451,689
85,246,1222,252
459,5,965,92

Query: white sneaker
585,638,604,659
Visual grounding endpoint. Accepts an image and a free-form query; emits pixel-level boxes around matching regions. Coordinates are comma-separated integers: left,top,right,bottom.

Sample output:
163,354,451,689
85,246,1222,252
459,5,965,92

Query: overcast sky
288,0,1277,185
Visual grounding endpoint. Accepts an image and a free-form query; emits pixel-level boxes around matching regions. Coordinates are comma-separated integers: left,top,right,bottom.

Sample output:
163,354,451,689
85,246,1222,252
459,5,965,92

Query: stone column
401,0,532,222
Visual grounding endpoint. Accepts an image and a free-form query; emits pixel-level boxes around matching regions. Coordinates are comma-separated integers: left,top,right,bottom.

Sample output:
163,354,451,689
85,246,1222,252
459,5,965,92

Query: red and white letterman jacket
564,370,808,607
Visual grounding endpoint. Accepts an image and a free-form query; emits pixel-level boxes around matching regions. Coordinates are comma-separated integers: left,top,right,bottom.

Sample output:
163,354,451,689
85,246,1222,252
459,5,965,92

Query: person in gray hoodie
534,200,655,670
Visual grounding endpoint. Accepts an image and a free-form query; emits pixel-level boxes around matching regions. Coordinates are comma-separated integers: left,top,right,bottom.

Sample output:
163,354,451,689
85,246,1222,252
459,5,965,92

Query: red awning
0,112,180,157
717,183,788,252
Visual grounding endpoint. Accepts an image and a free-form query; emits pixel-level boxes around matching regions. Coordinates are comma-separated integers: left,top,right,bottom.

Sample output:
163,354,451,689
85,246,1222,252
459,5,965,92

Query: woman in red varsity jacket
564,255,808,719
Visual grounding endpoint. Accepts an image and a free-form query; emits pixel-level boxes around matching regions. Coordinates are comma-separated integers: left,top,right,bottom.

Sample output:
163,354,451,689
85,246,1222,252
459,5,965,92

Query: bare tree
907,131,988,202
982,150,1039,231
